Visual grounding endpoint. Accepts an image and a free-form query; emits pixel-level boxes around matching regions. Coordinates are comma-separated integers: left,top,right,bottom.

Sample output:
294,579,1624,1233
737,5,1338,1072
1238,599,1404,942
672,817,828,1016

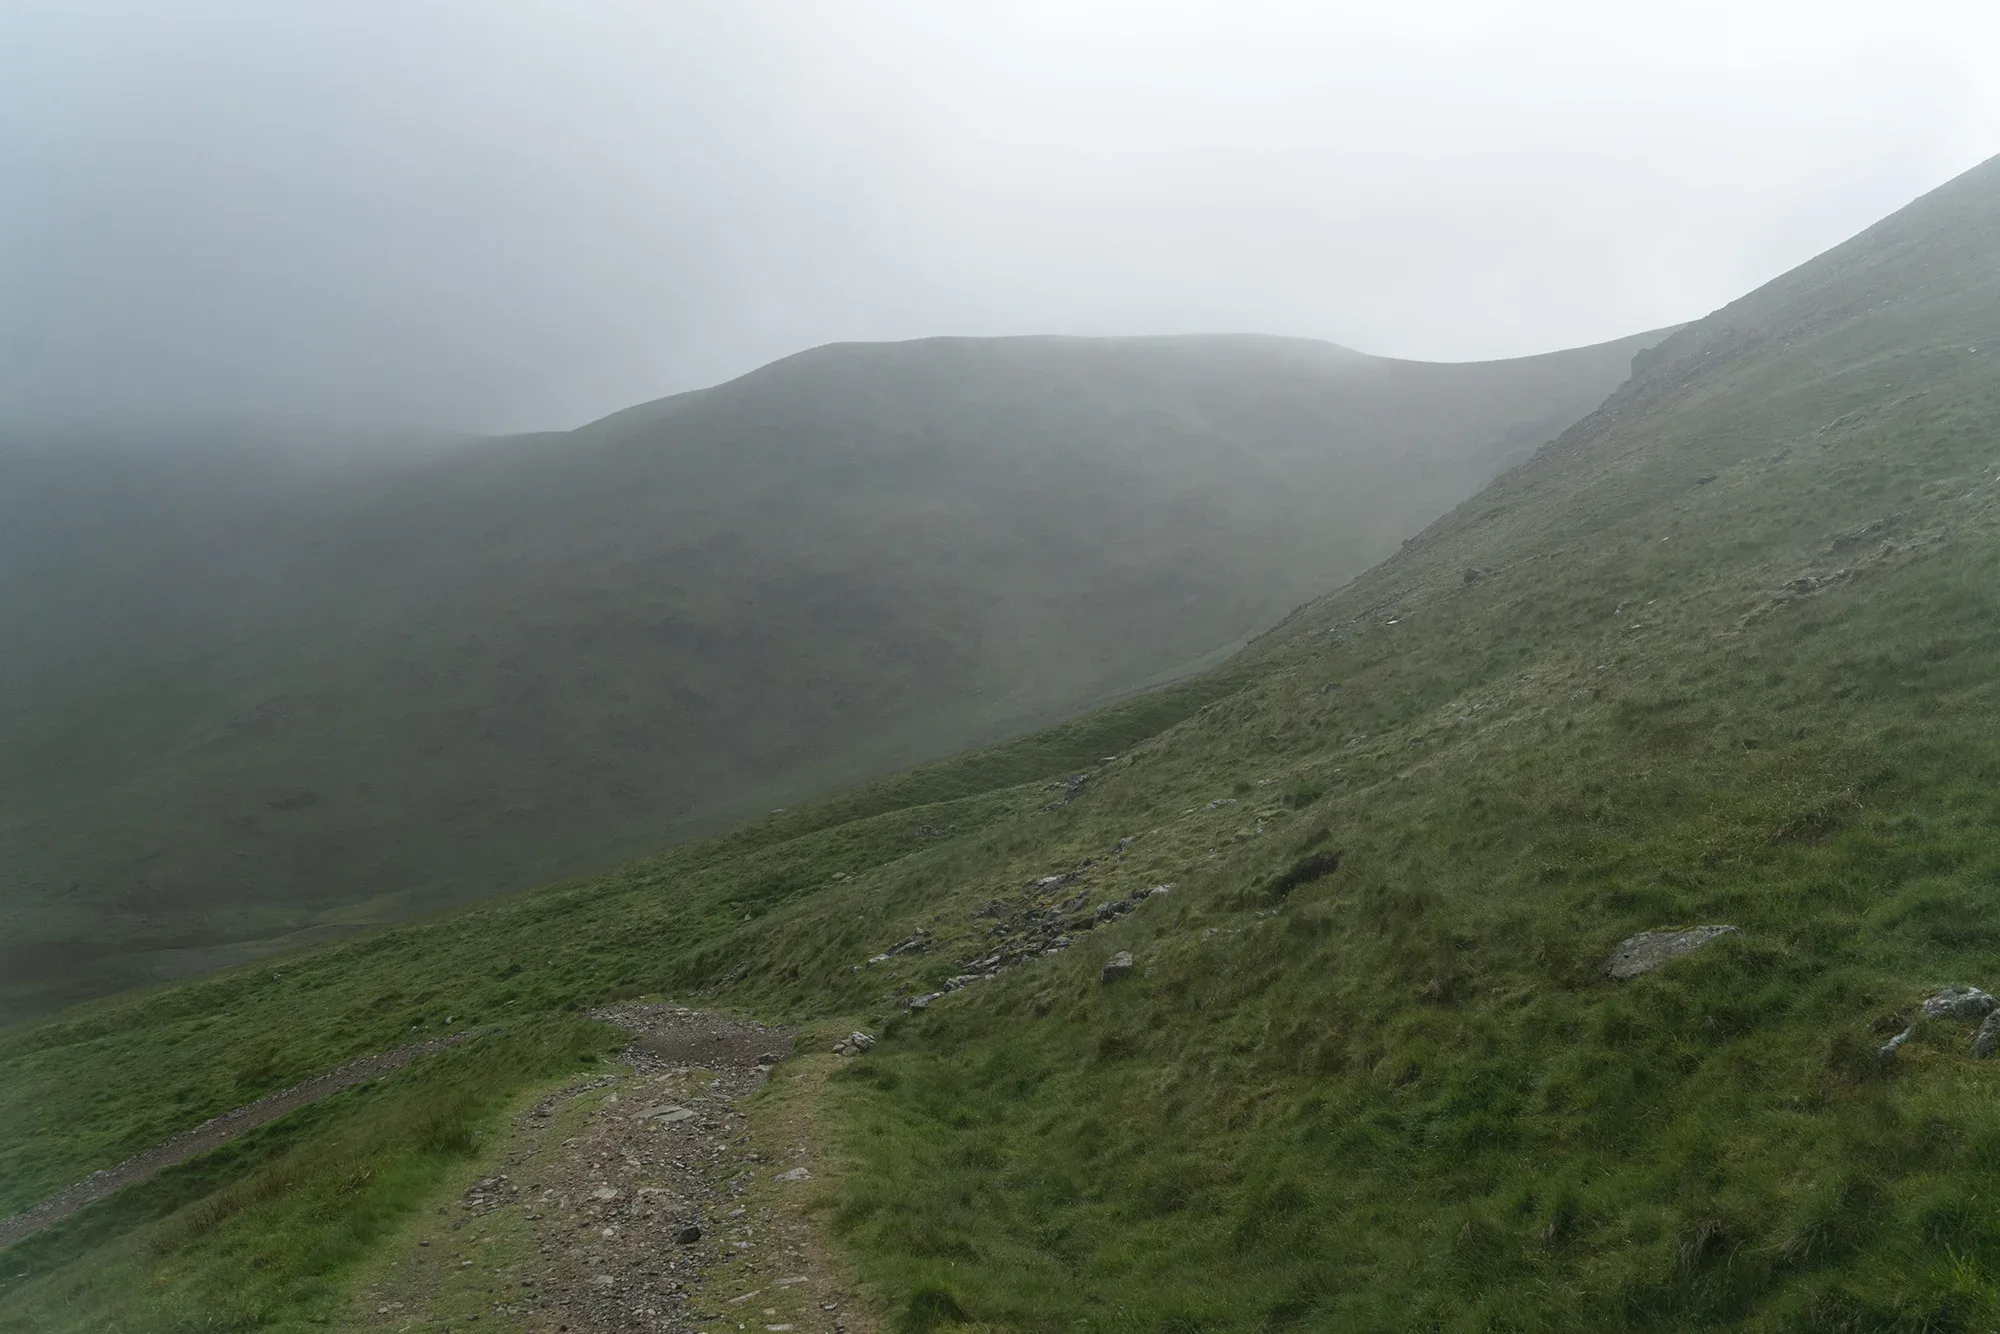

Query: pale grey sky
4,0,1998,433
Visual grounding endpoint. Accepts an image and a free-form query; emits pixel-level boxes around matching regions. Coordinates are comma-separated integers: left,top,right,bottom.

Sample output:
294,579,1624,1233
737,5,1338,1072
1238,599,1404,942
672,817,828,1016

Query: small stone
591,1186,620,1200
846,1032,874,1051
1879,1026,1916,1061
1975,1011,2000,1058
1921,986,1998,1021
1603,925,1742,980
1102,951,1135,982
675,1225,702,1245
642,1105,697,1124
774,1166,812,1181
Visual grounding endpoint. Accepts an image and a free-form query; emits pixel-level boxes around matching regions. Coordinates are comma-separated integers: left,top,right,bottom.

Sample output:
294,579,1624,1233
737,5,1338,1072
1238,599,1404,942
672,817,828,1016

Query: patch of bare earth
349,1004,876,1334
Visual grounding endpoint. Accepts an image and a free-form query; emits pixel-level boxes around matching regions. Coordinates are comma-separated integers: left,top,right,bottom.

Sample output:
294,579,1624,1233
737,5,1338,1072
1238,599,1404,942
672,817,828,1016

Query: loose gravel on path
351,1003,870,1334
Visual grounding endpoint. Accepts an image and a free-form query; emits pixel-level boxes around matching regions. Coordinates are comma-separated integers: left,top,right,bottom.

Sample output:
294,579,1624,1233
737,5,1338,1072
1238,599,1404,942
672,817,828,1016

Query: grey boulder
1603,925,1742,980
1101,951,1135,982
1921,986,1998,1021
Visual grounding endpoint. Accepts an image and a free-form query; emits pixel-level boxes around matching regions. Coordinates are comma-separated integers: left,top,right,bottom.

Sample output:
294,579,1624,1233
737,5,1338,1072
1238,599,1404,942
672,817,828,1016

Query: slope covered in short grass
4,157,1999,1332
0,684,1237,1329
812,154,2000,1329
0,330,1662,1019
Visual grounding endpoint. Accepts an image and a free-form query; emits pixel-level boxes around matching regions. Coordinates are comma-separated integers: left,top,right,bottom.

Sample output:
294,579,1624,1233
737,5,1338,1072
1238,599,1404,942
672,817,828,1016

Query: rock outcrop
1602,925,1742,980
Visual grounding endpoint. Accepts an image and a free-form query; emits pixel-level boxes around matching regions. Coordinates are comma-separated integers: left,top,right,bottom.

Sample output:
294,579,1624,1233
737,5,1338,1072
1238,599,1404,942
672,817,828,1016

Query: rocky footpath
352,1005,869,1334
865,861,1174,1010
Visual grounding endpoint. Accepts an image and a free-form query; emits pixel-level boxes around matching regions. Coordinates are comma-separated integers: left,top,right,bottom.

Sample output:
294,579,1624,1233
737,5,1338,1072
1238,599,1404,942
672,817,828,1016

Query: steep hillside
818,157,2000,1328
3,155,1998,1330
0,329,1664,1018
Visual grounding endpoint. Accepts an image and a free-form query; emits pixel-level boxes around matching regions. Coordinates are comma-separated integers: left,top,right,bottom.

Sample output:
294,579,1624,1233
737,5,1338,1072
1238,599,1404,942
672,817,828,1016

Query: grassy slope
5,159,1998,1332
0,683,1236,1329
814,157,2000,1329
0,331,1662,1020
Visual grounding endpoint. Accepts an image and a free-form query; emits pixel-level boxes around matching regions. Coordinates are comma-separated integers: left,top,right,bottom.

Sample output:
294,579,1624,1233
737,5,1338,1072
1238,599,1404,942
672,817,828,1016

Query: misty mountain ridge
0,328,1668,1019
6,153,1999,1330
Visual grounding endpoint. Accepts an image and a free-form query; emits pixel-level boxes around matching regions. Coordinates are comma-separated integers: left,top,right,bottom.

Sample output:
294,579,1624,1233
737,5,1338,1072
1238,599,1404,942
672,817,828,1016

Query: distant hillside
8,155,2000,1334
0,330,1665,1017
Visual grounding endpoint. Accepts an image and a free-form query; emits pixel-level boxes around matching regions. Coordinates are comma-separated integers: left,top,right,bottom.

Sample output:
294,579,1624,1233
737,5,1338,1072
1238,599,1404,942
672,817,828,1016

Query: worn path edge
0,1031,476,1249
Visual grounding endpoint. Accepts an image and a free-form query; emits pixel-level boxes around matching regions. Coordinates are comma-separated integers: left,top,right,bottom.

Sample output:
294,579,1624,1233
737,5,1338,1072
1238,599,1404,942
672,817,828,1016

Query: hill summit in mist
0,327,1664,1017
3,151,1997,1330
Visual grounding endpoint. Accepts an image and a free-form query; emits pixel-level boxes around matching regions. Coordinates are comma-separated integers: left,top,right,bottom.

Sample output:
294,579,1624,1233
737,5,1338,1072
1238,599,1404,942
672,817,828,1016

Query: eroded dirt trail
350,1004,875,1334
0,1031,474,1250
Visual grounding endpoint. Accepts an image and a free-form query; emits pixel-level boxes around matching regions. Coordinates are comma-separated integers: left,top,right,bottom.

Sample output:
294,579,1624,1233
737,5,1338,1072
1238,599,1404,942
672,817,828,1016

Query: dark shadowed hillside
0,331,1664,1017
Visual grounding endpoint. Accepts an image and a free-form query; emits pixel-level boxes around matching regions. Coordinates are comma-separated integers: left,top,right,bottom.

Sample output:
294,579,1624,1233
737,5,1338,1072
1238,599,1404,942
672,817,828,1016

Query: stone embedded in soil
642,1105,698,1123
1921,985,1998,1021
1102,951,1135,982
1602,925,1741,980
